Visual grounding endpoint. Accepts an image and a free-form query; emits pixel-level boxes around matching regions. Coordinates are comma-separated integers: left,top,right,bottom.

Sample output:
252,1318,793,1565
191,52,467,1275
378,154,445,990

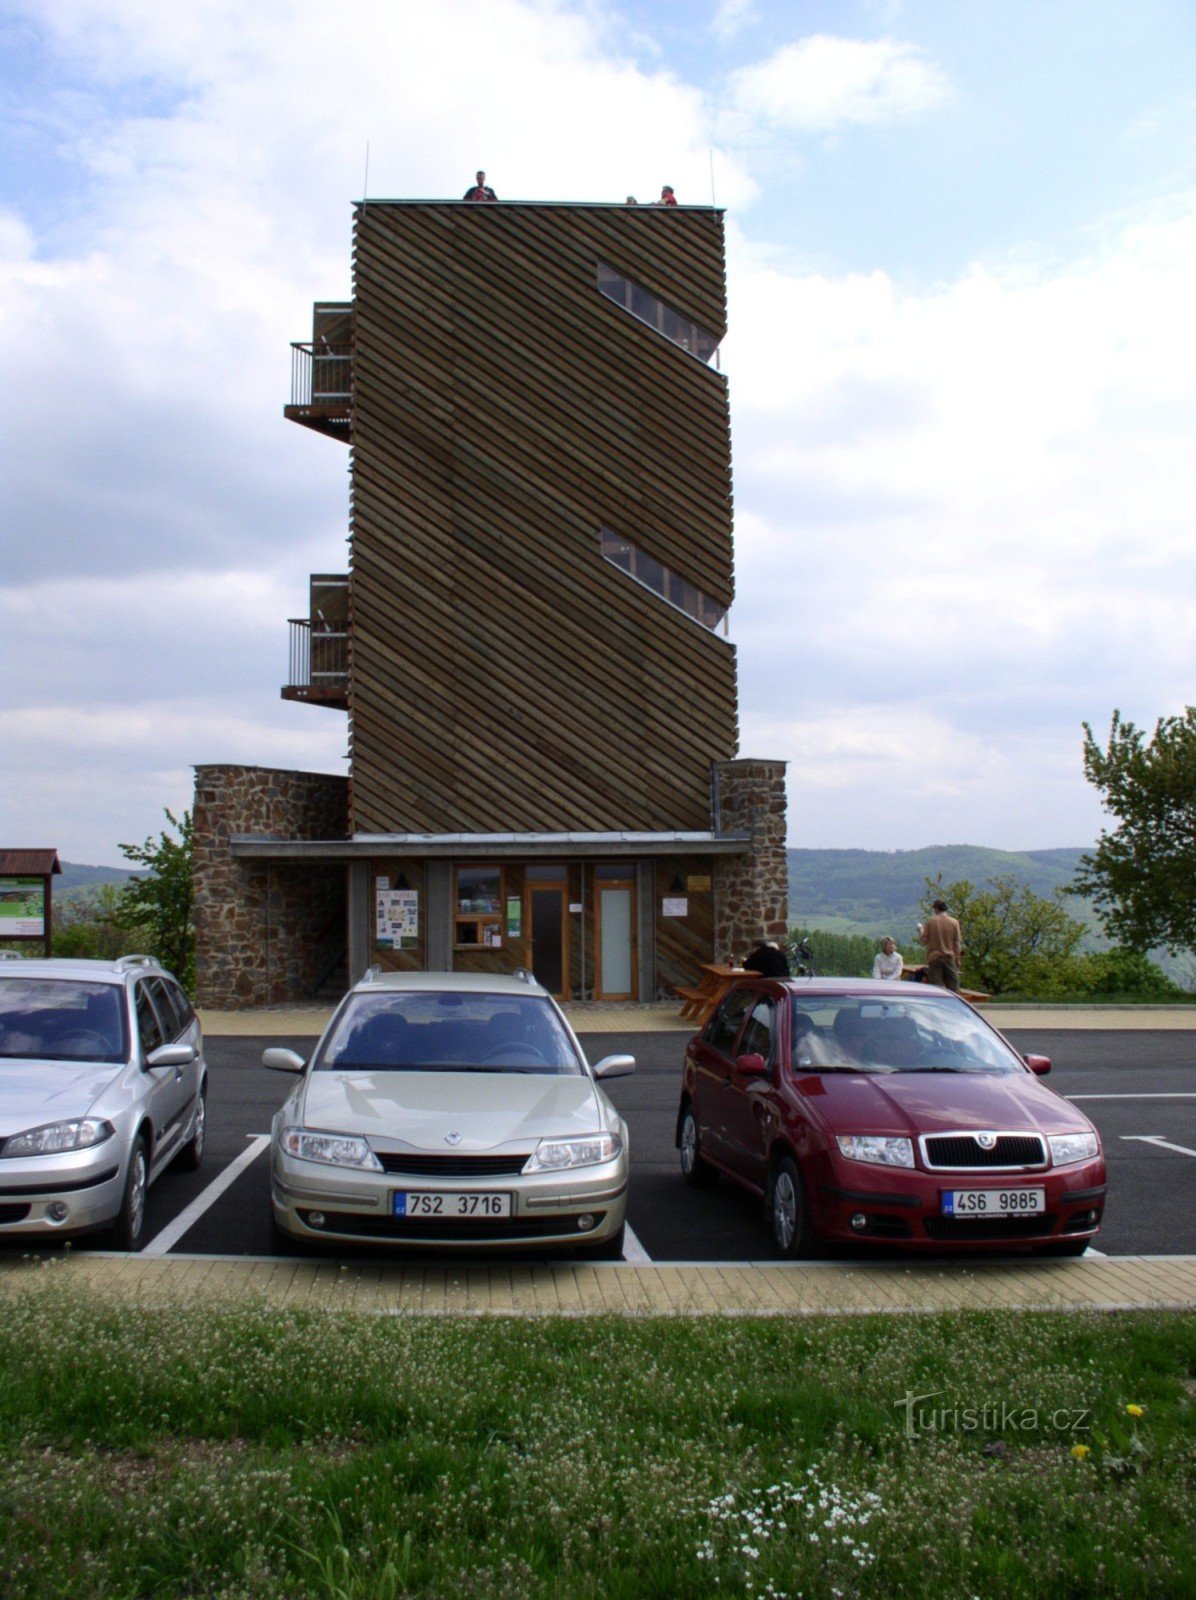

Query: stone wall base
193,765,349,1008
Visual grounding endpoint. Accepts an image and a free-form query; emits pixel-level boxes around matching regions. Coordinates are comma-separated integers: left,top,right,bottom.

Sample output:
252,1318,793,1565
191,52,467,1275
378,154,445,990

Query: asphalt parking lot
89,1026,1196,1264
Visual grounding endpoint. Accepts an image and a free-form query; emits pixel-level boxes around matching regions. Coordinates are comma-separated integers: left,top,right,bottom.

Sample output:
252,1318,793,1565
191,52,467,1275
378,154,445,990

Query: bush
1077,947,1182,998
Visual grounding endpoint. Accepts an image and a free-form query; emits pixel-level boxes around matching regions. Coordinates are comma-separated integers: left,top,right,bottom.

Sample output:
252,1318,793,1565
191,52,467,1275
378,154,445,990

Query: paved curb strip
3,1255,1193,1316
196,1004,1196,1036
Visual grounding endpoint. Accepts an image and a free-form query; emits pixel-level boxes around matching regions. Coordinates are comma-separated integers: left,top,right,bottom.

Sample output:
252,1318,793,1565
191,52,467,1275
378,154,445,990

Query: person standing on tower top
654,184,678,206
463,170,497,201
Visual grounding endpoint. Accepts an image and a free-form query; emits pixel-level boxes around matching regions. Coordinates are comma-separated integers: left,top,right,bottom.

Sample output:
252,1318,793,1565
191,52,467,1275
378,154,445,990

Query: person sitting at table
872,936,904,980
743,938,791,978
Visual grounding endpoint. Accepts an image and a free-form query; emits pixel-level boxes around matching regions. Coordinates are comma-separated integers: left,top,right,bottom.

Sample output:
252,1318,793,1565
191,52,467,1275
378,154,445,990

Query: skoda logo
444,1131,463,1146
976,1132,998,1150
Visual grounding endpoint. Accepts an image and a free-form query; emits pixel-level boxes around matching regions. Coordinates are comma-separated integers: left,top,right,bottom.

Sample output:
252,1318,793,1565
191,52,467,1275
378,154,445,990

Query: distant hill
788,846,1091,942
55,862,145,902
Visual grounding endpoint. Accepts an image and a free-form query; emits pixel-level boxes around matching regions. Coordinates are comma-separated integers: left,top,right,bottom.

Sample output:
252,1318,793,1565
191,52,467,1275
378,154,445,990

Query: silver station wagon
0,955,207,1249
265,970,633,1256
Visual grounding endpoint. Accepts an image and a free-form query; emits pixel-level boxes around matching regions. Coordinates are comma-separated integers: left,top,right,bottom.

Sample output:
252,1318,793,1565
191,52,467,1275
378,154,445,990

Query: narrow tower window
600,528,727,632
596,265,720,363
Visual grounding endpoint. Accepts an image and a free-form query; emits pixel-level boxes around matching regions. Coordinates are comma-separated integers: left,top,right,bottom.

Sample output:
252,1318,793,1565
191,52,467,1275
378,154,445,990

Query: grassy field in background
0,1287,1193,1599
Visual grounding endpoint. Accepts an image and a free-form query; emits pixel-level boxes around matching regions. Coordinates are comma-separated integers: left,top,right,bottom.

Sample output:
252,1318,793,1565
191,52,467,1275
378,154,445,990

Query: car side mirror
593,1054,635,1079
263,1047,307,1074
1024,1054,1051,1076
735,1052,768,1077
147,1042,195,1070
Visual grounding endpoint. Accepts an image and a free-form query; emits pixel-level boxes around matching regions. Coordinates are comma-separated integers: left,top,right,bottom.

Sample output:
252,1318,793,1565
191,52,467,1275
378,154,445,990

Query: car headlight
836,1134,915,1169
1,1119,115,1158
525,1133,623,1172
279,1128,382,1169
1048,1131,1099,1166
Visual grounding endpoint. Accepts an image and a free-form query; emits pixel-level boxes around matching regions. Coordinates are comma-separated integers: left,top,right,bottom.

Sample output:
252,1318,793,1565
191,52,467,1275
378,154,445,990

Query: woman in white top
872,936,904,980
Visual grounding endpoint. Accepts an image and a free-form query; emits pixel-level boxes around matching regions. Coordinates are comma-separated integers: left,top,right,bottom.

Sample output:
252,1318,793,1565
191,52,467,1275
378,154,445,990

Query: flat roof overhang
229,831,751,862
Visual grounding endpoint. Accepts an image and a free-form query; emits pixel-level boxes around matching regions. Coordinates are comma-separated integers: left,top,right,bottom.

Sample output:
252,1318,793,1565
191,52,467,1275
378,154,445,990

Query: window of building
596,264,720,363
455,865,504,948
600,528,728,633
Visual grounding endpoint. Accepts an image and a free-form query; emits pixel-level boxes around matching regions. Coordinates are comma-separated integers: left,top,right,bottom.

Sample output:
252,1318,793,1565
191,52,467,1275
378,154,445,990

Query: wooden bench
673,985,708,1022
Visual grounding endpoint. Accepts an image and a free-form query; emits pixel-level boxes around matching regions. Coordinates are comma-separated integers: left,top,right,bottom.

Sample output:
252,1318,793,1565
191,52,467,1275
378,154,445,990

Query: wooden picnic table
674,963,751,1027
900,964,990,1003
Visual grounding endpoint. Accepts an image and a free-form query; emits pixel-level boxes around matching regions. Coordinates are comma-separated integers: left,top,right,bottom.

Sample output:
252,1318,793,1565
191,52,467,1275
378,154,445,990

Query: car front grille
0,1204,33,1224
922,1213,1057,1241
298,1209,607,1242
922,1134,1046,1170
374,1153,531,1177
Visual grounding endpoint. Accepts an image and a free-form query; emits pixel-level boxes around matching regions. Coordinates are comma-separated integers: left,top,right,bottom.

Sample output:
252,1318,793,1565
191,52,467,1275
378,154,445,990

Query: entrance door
527,884,568,999
595,880,637,1001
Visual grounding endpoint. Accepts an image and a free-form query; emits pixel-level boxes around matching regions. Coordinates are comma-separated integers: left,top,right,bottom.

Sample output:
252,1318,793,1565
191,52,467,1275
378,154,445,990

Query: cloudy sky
2,0,1193,866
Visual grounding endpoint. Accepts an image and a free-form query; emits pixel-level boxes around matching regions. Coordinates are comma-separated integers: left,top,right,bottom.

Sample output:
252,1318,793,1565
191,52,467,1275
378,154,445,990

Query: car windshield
789,993,1020,1076
315,992,586,1075
0,978,128,1064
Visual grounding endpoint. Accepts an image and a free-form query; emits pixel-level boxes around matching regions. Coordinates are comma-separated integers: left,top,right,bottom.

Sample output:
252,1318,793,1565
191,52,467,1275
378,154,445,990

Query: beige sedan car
265,970,633,1256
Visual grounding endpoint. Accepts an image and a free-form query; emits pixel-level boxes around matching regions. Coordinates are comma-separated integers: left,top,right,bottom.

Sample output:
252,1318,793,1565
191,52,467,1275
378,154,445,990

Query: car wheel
114,1136,149,1252
175,1084,206,1171
770,1155,814,1258
1034,1237,1090,1257
679,1103,718,1188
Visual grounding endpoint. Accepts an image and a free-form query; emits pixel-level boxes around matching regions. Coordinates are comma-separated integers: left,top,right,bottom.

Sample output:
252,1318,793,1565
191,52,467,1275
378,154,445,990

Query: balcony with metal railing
282,574,350,710
284,302,353,440
282,619,349,709
285,343,352,439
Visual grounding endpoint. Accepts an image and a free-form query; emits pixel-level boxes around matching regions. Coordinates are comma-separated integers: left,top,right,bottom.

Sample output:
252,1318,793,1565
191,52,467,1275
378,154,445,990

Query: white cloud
711,0,759,44
728,34,951,132
722,196,1196,845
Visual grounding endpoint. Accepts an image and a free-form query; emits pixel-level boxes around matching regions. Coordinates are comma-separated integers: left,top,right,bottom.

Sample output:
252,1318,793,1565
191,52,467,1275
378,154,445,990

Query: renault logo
976,1132,998,1150
444,1131,463,1146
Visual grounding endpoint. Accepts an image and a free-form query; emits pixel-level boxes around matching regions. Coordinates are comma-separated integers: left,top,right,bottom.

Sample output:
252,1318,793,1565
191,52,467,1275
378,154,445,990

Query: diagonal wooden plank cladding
348,202,739,836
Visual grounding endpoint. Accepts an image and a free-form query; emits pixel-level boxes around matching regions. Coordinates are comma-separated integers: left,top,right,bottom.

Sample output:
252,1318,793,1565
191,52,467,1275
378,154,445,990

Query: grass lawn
0,1287,1192,1598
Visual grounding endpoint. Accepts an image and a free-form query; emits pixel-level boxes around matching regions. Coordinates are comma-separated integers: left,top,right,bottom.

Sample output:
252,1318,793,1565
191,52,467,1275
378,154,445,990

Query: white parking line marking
142,1135,271,1256
622,1223,650,1263
1069,1093,1196,1100
1121,1136,1196,1159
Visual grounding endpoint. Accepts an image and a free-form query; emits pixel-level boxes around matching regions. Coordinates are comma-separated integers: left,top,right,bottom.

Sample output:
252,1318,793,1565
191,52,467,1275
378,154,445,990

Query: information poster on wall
0,877,46,938
375,887,419,949
662,896,688,918
506,896,522,940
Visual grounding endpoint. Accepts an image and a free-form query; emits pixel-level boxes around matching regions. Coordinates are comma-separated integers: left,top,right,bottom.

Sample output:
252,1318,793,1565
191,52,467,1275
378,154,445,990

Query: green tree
1076,708,1196,955
922,875,1087,995
117,808,195,992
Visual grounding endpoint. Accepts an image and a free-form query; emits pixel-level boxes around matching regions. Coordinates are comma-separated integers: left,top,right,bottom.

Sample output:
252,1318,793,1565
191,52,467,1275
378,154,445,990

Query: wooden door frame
594,878,638,1001
525,879,569,1000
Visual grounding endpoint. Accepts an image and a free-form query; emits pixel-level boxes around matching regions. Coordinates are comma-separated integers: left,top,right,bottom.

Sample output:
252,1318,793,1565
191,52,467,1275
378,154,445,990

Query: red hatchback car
677,978,1106,1256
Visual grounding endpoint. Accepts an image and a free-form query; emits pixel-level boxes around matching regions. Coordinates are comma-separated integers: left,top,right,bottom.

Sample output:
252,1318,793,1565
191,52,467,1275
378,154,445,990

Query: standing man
654,184,678,206
463,170,497,201
917,900,964,992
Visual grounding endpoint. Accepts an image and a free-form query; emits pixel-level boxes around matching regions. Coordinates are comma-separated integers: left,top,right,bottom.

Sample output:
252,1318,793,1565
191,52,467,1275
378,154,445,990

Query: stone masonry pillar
713,759,789,965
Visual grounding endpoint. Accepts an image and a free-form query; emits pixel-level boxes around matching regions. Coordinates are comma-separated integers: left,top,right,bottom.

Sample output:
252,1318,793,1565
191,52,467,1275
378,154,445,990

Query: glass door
595,880,637,1001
